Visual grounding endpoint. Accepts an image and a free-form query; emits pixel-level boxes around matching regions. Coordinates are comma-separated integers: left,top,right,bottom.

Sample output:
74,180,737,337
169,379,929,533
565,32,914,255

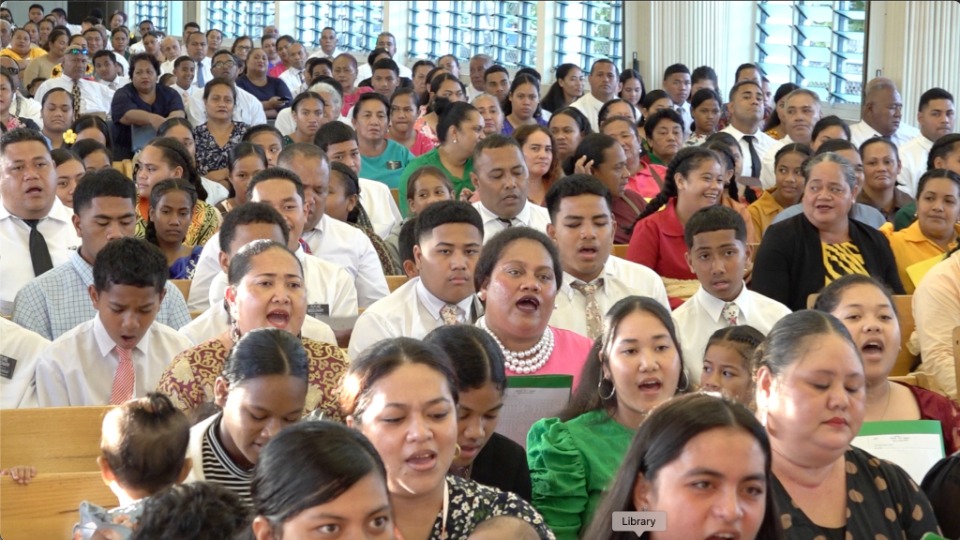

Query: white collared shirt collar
476,199,532,226
92,313,150,358
559,258,614,298
695,282,750,323
415,278,475,322
0,196,74,224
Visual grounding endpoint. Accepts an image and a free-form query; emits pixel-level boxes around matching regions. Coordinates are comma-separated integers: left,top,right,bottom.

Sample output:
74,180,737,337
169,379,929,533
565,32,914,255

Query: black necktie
743,135,761,178
497,217,513,228
23,219,53,276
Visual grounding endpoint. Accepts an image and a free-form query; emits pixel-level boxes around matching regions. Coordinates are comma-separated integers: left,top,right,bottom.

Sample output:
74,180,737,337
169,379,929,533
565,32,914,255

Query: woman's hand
574,155,593,175
263,96,286,111
2,465,37,485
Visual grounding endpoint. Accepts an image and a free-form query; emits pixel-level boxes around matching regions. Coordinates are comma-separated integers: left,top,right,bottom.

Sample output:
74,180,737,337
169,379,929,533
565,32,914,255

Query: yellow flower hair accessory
62,129,77,145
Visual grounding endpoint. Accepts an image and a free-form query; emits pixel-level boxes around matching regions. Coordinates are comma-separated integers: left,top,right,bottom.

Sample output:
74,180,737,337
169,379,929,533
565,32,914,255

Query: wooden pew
0,472,117,540
612,244,628,259
390,188,400,208
0,407,109,473
170,279,191,301
386,275,408,292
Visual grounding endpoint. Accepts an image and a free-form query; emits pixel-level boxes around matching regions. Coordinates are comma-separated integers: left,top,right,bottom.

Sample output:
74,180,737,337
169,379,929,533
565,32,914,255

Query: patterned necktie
571,279,604,340
23,219,53,276
109,346,135,405
721,302,740,327
72,80,82,116
742,135,761,178
440,304,461,325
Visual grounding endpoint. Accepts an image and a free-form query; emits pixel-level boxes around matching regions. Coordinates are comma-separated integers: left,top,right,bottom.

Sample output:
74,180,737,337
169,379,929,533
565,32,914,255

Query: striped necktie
109,346,135,405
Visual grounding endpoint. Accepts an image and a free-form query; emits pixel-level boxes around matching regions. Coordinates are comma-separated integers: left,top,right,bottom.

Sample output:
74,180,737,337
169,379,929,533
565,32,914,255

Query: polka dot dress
772,448,941,539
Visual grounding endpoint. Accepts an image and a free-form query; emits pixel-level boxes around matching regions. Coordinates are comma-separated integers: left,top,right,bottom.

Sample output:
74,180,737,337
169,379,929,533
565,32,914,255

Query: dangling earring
597,370,616,400
230,322,241,344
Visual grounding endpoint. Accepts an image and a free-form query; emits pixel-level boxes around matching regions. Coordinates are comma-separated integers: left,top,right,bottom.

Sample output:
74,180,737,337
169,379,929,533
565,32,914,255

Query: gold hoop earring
454,444,462,458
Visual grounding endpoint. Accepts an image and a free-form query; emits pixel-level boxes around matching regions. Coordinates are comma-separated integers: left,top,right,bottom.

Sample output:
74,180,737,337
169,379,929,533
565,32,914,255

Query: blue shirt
12,250,192,340
236,75,292,109
359,139,415,189
110,83,185,160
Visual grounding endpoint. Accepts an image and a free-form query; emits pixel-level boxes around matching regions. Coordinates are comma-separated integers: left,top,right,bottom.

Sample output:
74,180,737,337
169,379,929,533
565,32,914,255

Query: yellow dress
881,221,960,293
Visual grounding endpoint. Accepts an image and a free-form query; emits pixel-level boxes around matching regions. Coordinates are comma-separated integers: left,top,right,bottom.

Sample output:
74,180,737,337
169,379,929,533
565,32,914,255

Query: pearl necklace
477,317,555,374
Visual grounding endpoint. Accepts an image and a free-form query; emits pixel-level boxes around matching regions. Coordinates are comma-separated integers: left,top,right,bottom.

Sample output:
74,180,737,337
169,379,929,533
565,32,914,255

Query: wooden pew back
170,279,191,301
0,472,117,540
0,406,109,473
386,275,408,292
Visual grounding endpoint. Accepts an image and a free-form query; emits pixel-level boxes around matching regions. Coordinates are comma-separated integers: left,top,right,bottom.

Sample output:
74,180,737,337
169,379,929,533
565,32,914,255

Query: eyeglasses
212,61,236,69
66,48,89,56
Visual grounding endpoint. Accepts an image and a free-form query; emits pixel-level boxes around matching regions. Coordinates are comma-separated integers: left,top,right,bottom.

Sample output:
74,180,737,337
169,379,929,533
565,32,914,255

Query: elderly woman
157,240,348,418
630,109,685,198
814,274,960,455
193,77,248,186
110,52,184,160
753,152,904,311
473,227,593,385
755,310,939,539
882,169,960,292
472,92,505,138
528,297,687,539
340,337,553,539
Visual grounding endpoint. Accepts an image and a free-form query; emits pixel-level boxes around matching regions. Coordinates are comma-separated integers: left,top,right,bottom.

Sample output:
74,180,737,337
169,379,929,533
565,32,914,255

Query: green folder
852,420,945,483
498,375,573,449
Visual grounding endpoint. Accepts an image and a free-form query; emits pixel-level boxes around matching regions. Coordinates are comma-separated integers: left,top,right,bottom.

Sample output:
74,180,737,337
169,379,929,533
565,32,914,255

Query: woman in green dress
526,296,688,540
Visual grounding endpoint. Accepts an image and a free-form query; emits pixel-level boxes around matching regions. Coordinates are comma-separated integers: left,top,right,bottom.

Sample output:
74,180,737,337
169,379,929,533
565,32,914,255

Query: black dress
471,432,532,501
921,451,960,539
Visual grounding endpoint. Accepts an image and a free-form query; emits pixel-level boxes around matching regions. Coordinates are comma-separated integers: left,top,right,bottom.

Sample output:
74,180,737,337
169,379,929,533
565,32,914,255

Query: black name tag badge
0,355,17,380
387,160,402,170
307,304,331,318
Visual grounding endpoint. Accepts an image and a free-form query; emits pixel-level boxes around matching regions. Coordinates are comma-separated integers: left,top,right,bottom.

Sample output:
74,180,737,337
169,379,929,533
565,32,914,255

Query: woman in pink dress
474,227,593,387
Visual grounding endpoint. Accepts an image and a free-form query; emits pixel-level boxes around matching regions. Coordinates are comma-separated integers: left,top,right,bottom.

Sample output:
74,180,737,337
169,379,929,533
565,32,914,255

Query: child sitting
385,165,453,264
146,179,203,279
34,238,193,406
700,325,765,406
74,393,191,539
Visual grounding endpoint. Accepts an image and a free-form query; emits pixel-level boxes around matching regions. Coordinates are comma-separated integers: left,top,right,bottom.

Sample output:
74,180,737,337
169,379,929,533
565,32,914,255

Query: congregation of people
3,3,960,539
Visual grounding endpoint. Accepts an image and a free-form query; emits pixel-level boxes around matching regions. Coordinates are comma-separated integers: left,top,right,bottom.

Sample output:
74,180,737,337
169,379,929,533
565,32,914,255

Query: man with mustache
470,135,551,242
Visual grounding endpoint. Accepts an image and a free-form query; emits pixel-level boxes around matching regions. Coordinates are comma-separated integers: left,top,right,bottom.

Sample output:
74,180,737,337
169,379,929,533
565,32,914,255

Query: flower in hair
62,129,77,145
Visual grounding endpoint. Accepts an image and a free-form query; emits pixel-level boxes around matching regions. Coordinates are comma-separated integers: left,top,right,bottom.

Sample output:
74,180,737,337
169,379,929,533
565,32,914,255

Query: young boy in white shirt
34,238,192,406
673,205,791,384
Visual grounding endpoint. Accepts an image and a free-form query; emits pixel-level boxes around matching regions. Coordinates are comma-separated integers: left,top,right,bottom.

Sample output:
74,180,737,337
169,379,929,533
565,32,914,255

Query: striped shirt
200,413,253,507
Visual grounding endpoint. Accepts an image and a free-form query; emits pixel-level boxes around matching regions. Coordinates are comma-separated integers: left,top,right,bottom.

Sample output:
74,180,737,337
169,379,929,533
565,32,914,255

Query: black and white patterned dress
428,475,555,539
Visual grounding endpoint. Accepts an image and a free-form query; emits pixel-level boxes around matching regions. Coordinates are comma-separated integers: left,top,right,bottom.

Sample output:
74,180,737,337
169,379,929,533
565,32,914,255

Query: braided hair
637,146,721,220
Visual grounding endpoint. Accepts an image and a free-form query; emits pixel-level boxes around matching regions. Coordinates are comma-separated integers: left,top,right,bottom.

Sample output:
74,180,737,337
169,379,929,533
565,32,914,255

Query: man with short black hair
545,175,668,339
662,63,692,131
759,88,822,188
28,4,44,24
279,42,308,96
0,129,81,316
571,59,621,130
309,27,343,60
690,65,718,99
484,65,510,103
470,134,551,240
93,50,129,91
13,169,190,339
898,88,956,196
357,32,412,80
184,31,212,88
720,80,775,179
349,200,485,357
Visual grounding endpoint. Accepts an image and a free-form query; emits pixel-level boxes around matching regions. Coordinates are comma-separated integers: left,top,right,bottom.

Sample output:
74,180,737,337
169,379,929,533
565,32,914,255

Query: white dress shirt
673,100,694,133
185,85,266,127
279,67,306,96
13,95,42,127
348,278,477,358
913,249,960,398
205,245,358,317
275,108,352,136
849,120,920,152
180,301,336,346
160,59,175,75
549,257,670,337
113,55,130,75
472,200,551,243
759,135,794,190
168,83,192,108
201,178,230,207
301,215,390,308
570,92,606,131
0,199,80,316
0,317,49,409
720,124,776,179
673,284,791,384
34,315,193,406
99,75,131,92
360,178,402,240
357,61,412,83
896,135,934,198
34,77,115,116
309,48,345,60
191,58,215,89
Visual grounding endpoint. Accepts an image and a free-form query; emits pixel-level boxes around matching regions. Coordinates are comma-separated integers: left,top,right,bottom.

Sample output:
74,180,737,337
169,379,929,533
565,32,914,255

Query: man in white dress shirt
184,32,213,88
356,32,412,82
93,50,130,91
186,49,265,127
279,42,308,97
349,201,484,357
470,135,551,242
571,59,620,131
673,206,790,384
545,176,669,338
181,202,340,347
308,27,344,60
849,77,920,150
35,46,114,116
34,238,193,406
897,88,956,197
721,80,775,181
0,129,80,316
467,54,493,100
760,89,822,188
159,36,181,75
662,63,693,133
